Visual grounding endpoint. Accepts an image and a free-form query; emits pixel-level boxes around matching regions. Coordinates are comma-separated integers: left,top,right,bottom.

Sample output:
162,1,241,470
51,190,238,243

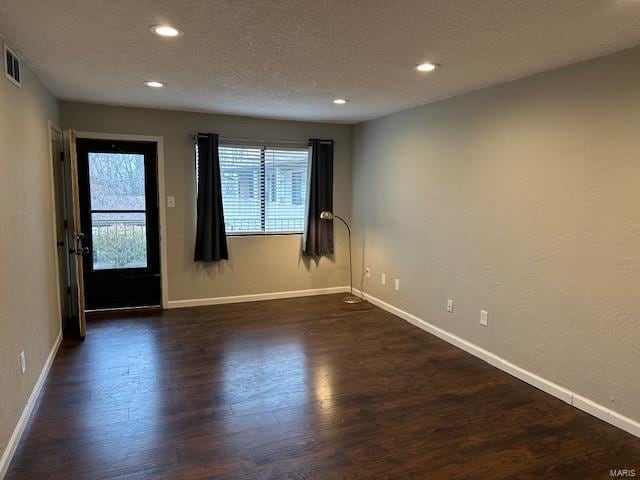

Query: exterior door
76,139,161,310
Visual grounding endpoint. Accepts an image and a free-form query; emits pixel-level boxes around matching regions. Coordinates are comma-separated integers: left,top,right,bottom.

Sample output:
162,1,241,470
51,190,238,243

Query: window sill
227,232,303,238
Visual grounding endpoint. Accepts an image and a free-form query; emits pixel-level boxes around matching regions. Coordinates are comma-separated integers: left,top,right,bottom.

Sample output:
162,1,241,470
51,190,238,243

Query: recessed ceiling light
150,25,183,37
333,98,348,105
144,81,165,88
416,62,439,72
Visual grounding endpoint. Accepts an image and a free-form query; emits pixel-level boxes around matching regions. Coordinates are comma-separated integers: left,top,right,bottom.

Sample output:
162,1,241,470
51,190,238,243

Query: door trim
75,131,169,309
47,120,65,330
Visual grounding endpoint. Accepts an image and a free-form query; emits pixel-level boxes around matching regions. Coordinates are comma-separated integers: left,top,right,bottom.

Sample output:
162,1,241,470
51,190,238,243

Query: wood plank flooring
6,294,639,479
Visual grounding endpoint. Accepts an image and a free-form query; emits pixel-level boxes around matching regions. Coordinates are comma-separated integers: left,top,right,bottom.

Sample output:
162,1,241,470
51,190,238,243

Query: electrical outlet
394,278,400,291
19,351,26,375
480,310,488,327
447,299,454,313
365,267,371,278
381,273,386,286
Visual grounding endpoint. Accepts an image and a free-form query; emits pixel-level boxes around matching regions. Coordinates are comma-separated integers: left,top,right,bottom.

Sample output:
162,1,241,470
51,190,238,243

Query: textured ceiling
2,0,640,123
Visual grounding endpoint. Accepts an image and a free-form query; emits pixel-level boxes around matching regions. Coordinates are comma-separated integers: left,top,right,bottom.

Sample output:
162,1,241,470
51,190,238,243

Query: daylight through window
200,144,310,234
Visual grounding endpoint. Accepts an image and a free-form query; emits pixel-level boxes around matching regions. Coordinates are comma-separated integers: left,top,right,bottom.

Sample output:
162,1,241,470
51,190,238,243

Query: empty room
1,1,639,478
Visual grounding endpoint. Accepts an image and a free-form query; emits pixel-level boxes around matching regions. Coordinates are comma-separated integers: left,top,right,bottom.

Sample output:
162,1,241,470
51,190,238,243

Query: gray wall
351,46,640,422
0,55,60,454
60,103,353,302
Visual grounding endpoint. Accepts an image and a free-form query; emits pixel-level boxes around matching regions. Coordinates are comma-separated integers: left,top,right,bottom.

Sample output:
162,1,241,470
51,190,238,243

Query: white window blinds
217,144,310,234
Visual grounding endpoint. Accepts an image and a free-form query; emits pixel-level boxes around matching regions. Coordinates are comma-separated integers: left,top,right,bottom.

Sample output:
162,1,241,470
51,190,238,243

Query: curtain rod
191,133,311,145
191,134,334,146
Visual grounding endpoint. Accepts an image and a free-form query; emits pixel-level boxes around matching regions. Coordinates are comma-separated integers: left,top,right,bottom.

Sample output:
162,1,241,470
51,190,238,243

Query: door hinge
63,219,68,229
59,151,65,162
67,286,71,294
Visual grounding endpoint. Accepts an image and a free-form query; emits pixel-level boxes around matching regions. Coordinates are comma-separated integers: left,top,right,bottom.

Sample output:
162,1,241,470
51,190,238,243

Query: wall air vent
4,44,21,87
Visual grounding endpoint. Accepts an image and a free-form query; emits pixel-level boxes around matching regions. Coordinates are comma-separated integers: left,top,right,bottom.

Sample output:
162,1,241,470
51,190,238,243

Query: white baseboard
0,331,62,479
167,286,350,309
354,289,640,439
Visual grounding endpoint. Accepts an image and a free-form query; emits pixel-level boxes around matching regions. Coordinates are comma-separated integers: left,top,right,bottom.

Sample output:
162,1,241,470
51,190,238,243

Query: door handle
70,232,88,256
57,240,65,247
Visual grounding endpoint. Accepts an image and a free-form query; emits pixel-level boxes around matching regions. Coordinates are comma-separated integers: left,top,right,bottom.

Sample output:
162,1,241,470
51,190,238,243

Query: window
215,144,310,234
291,172,303,206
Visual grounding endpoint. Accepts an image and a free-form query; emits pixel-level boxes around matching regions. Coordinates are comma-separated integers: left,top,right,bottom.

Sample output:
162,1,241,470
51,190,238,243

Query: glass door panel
87,152,148,271
91,212,147,270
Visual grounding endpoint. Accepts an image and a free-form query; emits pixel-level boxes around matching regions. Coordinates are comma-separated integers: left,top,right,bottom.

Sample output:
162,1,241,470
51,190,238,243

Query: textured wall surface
351,46,640,422
0,58,60,453
61,103,353,302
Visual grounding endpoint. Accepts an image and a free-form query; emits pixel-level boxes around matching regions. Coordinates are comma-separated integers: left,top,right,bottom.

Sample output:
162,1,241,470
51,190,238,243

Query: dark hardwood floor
6,294,639,479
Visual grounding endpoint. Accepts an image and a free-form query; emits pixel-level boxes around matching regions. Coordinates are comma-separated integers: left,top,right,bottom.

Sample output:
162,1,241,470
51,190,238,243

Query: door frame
47,121,67,329
75,131,169,309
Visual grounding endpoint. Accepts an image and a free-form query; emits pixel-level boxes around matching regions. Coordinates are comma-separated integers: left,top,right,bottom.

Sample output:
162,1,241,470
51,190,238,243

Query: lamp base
342,295,363,304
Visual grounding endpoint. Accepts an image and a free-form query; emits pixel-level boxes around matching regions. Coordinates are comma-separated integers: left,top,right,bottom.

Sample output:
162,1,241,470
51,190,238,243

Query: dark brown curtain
194,133,228,262
303,139,334,256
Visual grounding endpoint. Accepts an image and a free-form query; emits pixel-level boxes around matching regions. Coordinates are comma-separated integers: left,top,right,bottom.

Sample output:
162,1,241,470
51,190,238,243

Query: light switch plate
480,310,488,326
167,196,176,208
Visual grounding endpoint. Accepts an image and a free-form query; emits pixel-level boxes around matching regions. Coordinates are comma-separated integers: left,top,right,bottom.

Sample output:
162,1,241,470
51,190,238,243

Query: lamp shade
320,211,334,220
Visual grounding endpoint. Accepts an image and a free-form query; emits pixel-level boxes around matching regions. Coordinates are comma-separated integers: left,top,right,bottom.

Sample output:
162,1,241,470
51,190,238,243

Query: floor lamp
320,211,363,304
